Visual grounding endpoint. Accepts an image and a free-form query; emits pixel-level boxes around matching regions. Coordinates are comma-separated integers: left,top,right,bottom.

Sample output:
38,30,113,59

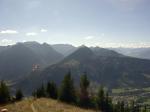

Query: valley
111,87,150,105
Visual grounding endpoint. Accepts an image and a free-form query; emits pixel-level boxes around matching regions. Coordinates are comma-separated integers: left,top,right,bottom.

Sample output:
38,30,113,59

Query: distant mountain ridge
0,43,41,81
17,46,150,95
0,42,150,95
111,47,150,60
91,47,124,57
41,47,150,88
0,42,64,82
24,41,64,66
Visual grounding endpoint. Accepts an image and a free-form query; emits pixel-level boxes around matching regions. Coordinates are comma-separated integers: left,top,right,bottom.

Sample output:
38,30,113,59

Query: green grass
112,87,149,94
112,88,126,94
143,99,150,105
143,87,150,92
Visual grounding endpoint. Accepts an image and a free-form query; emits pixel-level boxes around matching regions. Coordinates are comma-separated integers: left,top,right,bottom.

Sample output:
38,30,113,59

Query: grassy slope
0,98,97,112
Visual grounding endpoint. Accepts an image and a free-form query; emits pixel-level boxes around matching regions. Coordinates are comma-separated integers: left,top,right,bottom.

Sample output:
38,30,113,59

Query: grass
0,98,97,112
112,88,126,94
112,87,150,94
143,99,150,105
0,98,33,112
143,87,150,92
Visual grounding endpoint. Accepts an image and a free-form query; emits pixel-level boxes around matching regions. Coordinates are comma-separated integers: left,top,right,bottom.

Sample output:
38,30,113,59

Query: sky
0,0,150,47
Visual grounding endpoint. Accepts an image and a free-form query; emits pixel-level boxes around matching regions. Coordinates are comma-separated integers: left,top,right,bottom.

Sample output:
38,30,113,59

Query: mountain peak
91,47,124,57
80,44,87,47
62,46,94,62
52,44,77,56
75,46,94,56
42,42,50,46
23,41,40,44
12,43,29,49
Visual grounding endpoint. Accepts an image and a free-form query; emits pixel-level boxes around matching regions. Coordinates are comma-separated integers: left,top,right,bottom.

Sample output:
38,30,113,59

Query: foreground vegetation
0,71,149,112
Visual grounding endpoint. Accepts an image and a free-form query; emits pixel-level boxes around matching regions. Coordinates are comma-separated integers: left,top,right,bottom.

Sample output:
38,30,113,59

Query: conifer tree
15,89,23,101
130,100,136,112
120,101,125,112
79,73,91,107
0,81,10,104
46,81,58,99
105,92,113,112
59,71,76,103
35,84,46,98
96,86,106,111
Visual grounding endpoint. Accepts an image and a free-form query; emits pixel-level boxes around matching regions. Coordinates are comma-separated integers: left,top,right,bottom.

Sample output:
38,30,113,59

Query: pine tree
59,71,76,103
96,86,106,111
15,89,23,101
130,100,136,112
115,101,126,112
79,73,91,108
105,92,113,112
46,81,58,99
120,101,125,112
35,84,46,98
0,81,10,104
142,106,147,112
116,101,122,112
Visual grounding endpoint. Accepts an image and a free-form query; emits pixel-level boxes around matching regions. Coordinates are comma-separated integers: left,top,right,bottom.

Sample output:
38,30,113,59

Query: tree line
0,72,148,112
0,81,23,104
32,72,147,112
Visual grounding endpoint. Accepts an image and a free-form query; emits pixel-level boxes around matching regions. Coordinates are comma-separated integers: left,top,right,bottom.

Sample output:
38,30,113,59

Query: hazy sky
0,0,150,47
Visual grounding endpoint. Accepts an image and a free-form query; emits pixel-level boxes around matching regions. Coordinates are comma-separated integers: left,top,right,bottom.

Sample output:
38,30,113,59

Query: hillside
17,46,150,95
0,98,96,112
40,47,150,88
0,42,64,81
0,46,9,53
91,47,124,57
24,42,64,66
0,43,42,81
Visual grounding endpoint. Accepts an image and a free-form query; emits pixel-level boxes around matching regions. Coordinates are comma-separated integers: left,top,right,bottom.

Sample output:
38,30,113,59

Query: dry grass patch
33,98,96,112
0,98,33,112
0,98,97,112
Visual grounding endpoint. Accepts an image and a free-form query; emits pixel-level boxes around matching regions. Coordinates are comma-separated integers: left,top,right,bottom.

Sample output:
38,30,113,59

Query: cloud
84,36,94,40
0,39,16,46
0,30,18,34
40,29,47,33
26,32,37,36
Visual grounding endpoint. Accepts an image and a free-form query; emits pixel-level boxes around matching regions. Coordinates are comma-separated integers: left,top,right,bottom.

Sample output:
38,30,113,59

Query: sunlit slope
0,98,96,112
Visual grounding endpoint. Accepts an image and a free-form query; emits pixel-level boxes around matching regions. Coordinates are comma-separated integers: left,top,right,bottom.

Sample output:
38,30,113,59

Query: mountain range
111,47,150,60
52,44,150,60
0,42,63,82
0,42,150,95
16,44,150,95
